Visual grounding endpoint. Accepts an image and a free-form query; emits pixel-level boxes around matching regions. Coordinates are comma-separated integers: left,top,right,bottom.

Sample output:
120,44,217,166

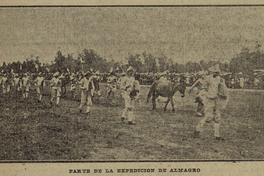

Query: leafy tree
142,52,158,73
126,53,143,72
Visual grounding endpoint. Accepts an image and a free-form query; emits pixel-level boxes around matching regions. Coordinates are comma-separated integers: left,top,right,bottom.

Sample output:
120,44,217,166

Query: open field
0,84,264,160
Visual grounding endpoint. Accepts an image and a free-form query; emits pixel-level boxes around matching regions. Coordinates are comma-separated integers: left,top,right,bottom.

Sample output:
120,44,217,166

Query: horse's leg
164,97,170,112
170,97,175,112
152,95,157,110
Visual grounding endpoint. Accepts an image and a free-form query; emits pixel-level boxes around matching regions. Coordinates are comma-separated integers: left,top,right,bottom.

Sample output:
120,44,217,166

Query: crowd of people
128,71,264,90
0,64,231,140
0,66,142,125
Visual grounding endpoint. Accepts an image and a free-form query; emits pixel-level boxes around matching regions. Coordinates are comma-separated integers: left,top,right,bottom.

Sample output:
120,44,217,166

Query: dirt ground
0,84,264,160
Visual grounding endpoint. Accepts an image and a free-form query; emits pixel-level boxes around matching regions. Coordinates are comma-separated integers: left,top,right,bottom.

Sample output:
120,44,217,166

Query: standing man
93,70,101,97
6,73,14,94
69,72,77,98
1,73,8,94
194,64,228,140
159,70,169,82
35,72,44,102
118,72,126,98
120,66,140,125
22,73,31,99
78,71,95,114
13,73,22,96
50,72,61,106
106,70,117,100
188,71,208,117
239,75,245,89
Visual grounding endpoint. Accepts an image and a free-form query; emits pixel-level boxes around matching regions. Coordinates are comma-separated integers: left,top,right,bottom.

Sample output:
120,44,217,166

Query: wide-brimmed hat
160,71,168,76
95,71,100,75
121,72,126,76
58,75,64,79
53,72,60,77
208,64,220,73
198,71,205,76
84,71,91,76
127,66,135,73
109,67,114,73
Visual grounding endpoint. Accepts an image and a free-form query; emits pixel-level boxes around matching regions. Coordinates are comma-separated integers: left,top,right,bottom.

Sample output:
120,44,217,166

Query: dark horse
146,80,186,112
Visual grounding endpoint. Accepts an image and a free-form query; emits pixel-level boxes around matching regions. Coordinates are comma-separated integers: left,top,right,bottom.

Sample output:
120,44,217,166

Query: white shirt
36,76,44,86
79,77,94,91
121,76,136,92
22,76,30,86
50,77,60,89
159,76,168,82
206,75,221,99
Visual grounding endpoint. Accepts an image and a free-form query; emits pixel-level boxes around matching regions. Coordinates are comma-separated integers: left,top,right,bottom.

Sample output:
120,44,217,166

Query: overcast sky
1,6,264,64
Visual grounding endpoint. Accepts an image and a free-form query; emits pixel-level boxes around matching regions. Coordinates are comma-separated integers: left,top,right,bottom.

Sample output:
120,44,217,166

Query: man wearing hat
69,72,78,98
118,72,126,98
93,70,101,97
35,72,45,102
120,66,140,125
188,71,208,116
22,73,31,98
159,70,169,82
78,71,95,114
13,73,22,94
194,64,228,140
1,73,8,94
186,72,191,86
106,69,117,100
50,72,61,106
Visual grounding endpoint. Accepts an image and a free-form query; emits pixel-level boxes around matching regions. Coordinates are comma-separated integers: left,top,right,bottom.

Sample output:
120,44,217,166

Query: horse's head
177,82,186,98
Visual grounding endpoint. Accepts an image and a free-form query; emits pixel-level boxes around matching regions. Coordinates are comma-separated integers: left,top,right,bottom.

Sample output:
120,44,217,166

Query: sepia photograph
1,4,264,168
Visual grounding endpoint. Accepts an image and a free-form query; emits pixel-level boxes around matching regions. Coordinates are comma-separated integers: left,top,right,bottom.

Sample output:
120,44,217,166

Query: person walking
22,73,30,99
35,72,44,102
188,71,208,116
78,71,95,114
194,64,228,140
120,66,140,125
50,72,61,106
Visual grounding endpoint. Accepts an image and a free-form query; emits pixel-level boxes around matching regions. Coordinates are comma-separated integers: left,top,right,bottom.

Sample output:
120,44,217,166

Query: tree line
1,45,264,75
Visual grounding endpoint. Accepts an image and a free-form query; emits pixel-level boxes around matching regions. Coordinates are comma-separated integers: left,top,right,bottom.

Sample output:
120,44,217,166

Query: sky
1,6,264,65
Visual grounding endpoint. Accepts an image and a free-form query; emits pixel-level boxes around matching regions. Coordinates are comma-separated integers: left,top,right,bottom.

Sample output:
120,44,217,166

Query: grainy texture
0,84,263,160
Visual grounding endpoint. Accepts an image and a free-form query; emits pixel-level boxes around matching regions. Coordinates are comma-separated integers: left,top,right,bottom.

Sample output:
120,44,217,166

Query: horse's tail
147,82,156,103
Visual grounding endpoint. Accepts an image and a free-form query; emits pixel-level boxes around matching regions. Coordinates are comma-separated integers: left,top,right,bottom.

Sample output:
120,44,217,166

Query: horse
146,80,186,112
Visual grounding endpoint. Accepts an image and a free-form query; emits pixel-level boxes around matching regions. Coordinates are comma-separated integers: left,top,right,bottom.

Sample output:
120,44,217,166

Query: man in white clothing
194,64,228,140
35,72,45,102
50,72,61,106
120,66,140,125
79,71,95,114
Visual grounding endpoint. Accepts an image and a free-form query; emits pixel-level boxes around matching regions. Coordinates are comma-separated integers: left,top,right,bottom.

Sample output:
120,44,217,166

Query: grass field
0,84,264,160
